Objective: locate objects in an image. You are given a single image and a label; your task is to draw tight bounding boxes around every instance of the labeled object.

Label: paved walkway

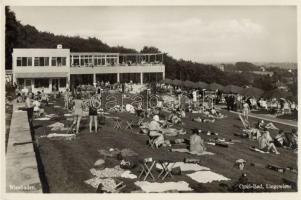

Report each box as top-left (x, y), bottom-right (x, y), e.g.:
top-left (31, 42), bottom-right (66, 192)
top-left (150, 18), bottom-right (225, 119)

top-left (6, 102), bottom-right (42, 193)
top-left (226, 108), bottom-right (297, 127)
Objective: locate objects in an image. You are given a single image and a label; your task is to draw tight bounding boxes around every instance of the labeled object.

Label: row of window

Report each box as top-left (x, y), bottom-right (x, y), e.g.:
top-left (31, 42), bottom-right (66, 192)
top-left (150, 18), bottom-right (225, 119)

top-left (72, 57), bottom-right (118, 66)
top-left (16, 57), bottom-right (67, 67)
top-left (17, 78), bottom-right (67, 88)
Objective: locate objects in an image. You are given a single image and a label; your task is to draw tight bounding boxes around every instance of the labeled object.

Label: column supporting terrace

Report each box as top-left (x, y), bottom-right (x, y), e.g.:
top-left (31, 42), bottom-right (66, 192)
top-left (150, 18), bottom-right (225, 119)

top-left (140, 72), bottom-right (143, 85)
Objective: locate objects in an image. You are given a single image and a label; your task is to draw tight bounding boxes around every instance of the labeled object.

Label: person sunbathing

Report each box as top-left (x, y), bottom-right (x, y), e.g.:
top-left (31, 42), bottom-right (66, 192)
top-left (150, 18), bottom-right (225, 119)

top-left (258, 131), bottom-right (280, 154)
top-left (257, 120), bottom-right (278, 130)
top-left (192, 117), bottom-right (215, 123)
top-left (190, 132), bottom-right (207, 154)
top-left (148, 115), bottom-right (165, 148)
top-left (242, 128), bottom-right (261, 140)
top-left (285, 129), bottom-right (298, 150)
top-left (167, 112), bottom-right (182, 125)
top-left (274, 130), bottom-right (288, 147)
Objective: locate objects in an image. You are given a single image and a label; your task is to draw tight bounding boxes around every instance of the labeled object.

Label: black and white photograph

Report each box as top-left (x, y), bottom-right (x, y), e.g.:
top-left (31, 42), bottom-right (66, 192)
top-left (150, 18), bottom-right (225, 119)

top-left (2, 0), bottom-right (299, 198)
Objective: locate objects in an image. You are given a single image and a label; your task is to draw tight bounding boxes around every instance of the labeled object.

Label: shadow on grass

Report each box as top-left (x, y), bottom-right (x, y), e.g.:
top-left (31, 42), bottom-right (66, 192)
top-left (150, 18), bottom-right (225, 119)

top-left (29, 122), bottom-right (49, 193)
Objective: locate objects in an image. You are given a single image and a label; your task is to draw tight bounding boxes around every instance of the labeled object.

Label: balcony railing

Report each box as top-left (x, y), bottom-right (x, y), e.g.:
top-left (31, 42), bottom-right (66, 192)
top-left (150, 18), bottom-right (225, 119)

top-left (70, 52), bottom-right (164, 68)
top-left (70, 61), bottom-right (163, 68)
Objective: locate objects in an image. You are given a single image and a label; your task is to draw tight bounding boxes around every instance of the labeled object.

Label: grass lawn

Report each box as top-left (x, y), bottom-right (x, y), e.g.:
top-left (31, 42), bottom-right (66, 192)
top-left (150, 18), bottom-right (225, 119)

top-left (32, 96), bottom-right (298, 193)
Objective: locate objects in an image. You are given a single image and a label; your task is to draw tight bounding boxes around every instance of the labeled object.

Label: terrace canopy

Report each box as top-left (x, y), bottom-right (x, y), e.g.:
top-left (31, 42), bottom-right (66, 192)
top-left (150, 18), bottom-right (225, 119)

top-left (241, 87), bottom-right (264, 98)
top-left (163, 78), bottom-right (173, 84)
top-left (197, 81), bottom-right (209, 90)
top-left (171, 79), bottom-right (183, 86)
top-left (262, 88), bottom-right (293, 99)
top-left (208, 82), bottom-right (224, 91)
top-left (223, 84), bottom-right (243, 94)
top-left (183, 80), bottom-right (195, 88)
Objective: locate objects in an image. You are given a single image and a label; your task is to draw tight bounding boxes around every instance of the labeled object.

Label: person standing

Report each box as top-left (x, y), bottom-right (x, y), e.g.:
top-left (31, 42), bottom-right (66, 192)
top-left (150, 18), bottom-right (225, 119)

top-left (242, 101), bottom-right (250, 121)
top-left (64, 88), bottom-right (70, 109)
top-left (25, 92), bottom-right (34, 125)
top-left (192, 90), bottom-right (197, 109)
top-left (72, 93), bottom-right (84, 135)
top-left (88, 93), bottom-right (98, 133)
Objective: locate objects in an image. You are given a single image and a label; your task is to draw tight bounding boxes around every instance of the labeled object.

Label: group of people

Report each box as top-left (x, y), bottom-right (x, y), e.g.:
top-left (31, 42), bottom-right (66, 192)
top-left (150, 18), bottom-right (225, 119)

top-left (241, 118), bottom-right (298, 154)
top-left (64, 89), bottom-right (101, 134)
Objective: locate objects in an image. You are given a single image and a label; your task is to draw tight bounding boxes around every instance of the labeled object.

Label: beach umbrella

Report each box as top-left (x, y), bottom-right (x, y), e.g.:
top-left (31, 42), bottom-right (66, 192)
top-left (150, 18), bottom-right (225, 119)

top-left (241, 87), bottom-right (264, 98)
top-left (208, 82), bottom-right (224, 91)
top-left (183, 80), bottom-right (194, 88)
top-left (163, 78), bottom-right (172, 84)
top-left (262, 88), bottom-right (293, 99)
top-left (197, 81), bottom-right (209, 90)
top-left (223, 84), bottom-right (243, 94)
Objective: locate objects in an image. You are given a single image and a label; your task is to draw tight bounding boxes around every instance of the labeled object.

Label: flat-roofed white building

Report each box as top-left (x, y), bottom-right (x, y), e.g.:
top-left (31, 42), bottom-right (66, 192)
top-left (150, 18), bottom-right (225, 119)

top-left (12, 45), bottom-right (165, 93)
top-left (12, 46), bottom-right (70, 93)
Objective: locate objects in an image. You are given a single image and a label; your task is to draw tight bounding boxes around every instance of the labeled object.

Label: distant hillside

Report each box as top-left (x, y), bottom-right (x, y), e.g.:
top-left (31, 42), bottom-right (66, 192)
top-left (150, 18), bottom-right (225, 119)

top-left (5, 6), bottom-right (297, 93)
top-left (253, 62), bottom-right (297, 70)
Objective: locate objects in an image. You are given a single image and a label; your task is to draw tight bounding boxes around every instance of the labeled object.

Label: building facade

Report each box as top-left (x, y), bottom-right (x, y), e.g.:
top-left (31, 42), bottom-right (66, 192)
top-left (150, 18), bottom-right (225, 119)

top-left (12, 45), bottom-right (165, 93)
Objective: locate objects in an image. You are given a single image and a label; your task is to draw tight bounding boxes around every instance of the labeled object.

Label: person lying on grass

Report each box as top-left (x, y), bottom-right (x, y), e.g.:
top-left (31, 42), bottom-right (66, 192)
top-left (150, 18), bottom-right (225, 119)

top-left (192, 117), bottom-right (215, 123)
top-left (242, 128), bottom-right (261, 140)
top-left (258, 130), bottom-right (280, 154)
top-left (209, 107), bottom-right (225, 119)
top-left (257, 120), bottom-right (278, 130)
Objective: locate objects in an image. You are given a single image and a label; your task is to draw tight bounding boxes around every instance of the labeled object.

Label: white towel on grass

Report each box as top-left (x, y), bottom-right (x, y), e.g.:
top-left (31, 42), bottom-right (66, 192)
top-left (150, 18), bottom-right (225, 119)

top-left (156, 162), bottom-right (210, 172)
top-left (90, 166), bottom-right (137, 179)
top-left (84, 177), bottom-right (117, 189)
top-left (187, 171), bottom-right (230, 183)
top-left (35, 117), bottom-right (50, 121)
top-left (14, 110), bottom-right (25, 113)
top-left (134, 181), bottom-right (193, 193)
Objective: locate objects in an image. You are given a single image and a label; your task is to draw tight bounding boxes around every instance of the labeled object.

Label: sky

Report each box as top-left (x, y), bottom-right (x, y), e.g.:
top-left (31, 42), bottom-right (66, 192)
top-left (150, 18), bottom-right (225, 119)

top-left (10, 6), bottom-right (297, 63)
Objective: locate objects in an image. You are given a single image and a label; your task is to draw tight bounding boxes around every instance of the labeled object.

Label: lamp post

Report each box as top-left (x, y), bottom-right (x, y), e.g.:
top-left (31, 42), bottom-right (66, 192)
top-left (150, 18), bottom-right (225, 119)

top-left (202, 89), bottom-right (206, 112)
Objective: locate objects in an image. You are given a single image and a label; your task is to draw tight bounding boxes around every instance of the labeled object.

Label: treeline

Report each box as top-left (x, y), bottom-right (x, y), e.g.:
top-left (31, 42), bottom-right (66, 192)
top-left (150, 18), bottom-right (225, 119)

top-left (5, 7), bottom-right (297, 94)
top-left (224, 62), bottom-right (261, 72)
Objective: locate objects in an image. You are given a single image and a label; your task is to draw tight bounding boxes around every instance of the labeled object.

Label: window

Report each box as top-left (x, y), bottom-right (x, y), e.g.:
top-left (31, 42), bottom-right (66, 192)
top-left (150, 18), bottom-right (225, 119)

top-left (17, 78), bottom-right (24, 86)
top-left (73, 56), bottom-right (79, 66)
top-left (34, 79), bottom-right (49, 88)
top-left (51, 57), bottom-right (57, 66)
top-left (17, 57), bottom-right (22, 66)
top-left (143, 73), bottom-right (163, 83)
top-left (51, 57), bottom-right (66, 66)
top-left (120, 73), bottom-right (141, 83)
top-left (16, 57), bottom-right (32, 67)
top-left (34, 57), bottom-right (49, 66)
top-left (59, 78), bottom-right (66, 87)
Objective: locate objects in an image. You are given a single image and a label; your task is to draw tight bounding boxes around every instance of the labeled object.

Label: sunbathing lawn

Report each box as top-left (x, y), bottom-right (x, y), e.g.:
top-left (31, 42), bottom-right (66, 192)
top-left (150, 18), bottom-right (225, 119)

top-left (32, 96), bottom-right (297, 193)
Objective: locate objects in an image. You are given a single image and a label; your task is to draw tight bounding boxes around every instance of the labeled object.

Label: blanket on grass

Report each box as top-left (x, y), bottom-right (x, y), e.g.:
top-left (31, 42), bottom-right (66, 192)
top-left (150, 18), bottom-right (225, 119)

top-left (171, 148), bottom-right (214, 156)
top-left (134, 181), bottom-right (193, 193)
top-left (156, 162), bottom-right (210, 171)
top-left (186, 171), bottom-right (230, 183)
